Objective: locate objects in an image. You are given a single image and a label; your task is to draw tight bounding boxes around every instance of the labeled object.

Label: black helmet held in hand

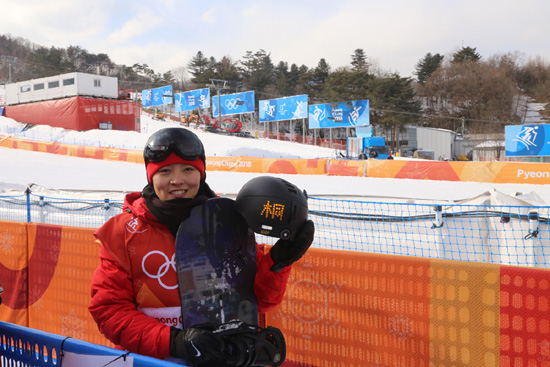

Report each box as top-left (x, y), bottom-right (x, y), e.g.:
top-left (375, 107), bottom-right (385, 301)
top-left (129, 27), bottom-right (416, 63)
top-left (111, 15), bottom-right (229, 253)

top-left (235, 176), bottom-right (308, 240)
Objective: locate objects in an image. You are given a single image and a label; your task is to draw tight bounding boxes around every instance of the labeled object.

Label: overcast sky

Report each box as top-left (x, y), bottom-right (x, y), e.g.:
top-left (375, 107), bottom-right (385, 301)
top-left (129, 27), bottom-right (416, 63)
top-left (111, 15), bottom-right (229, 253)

top-left (1, 0), bottom-right (549, 79)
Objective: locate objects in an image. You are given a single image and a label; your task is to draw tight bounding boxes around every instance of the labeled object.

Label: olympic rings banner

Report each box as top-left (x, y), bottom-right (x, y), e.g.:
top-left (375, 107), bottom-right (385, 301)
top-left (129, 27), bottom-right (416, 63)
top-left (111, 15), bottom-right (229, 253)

top-left (174, 88), bottom-right (210, 112)
top-left (141, 85), bottom-right (173, 107)
top-left (309, 100), bottom-right (370, 128)
top-left (212, 91), bottom-right (255, 117)
top-left (259, 95), bottom-right (308, 122)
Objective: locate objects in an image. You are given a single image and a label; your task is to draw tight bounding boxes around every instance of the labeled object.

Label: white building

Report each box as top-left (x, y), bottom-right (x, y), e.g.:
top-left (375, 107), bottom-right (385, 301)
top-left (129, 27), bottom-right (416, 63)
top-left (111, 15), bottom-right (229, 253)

top-left (5, 72), bottom-right (118, 105)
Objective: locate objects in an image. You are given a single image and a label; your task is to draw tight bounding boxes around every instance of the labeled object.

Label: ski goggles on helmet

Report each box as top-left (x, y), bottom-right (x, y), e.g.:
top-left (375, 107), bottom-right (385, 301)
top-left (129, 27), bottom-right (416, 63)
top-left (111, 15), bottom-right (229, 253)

top-left (144, 128), bottom-right (205, 165)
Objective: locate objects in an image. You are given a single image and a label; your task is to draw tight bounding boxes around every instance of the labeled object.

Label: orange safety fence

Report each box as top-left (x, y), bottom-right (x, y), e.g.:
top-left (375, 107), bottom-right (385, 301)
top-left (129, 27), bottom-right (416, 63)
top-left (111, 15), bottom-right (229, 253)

top-left (0, 134), bottom-right (143, 163)
top-left (367, 159), bottom-right (550, 185)
top-left (206, 156), bottom-right (328, 175)
top-left (0, 221), bottom-right (113, 348)
top-left (266, 247), bottom-right (550, 367)
top-left (327, 158), bottom-right (367, 176)
top-left (3, 133), bottom-right (550, 183)
top-left (2, 220), bottom-right (550, 366)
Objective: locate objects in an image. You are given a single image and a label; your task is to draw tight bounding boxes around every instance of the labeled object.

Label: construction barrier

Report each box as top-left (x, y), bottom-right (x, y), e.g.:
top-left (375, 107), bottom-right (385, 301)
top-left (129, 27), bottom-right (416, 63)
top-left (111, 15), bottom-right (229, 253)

top-left (1, 220), bottom-right (550, 366)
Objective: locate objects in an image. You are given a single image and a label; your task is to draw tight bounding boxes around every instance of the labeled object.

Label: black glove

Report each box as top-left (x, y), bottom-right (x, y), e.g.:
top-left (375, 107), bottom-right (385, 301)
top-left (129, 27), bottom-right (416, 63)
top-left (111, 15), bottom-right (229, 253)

top-left (170, 324), bottom-right (225, 367)
top-left (269, 220), bottom-right (315, 273)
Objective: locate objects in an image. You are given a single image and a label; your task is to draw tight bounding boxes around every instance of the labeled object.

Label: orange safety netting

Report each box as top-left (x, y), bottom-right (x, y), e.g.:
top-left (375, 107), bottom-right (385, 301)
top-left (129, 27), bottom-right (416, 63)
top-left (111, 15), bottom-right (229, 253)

top-left (1, 221), bottom-right (550, 366)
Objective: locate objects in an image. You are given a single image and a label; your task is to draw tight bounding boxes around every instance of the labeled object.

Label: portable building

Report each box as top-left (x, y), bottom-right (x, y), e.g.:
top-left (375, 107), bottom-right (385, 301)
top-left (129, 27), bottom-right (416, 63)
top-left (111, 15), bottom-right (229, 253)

top-left (5, 72), bottom-right (118, 105)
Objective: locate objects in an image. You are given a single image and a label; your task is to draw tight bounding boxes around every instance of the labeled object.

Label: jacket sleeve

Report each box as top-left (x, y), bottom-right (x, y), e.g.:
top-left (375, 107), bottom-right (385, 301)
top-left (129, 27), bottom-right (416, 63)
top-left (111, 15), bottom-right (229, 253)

top-left (254, 246), bottom-right (291, 313)
top-left (89, 242), bottom-right (172, 359)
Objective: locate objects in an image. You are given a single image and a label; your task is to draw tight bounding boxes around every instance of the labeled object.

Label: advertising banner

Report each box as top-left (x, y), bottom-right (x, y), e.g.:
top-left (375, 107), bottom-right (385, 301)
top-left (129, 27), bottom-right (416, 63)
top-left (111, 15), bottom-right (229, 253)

top-left (212, 91), bottom-right (255, 117)
top-left (141, 85), bottom-right (173, 107)
top-left (259, 95), bottom-right (308, 122)
top-left (505, 124), bottom-right (550, 157)
top-left (309, 100), bottom-right (369, 128)
top-left (174, 88), bottom-right (210, 112)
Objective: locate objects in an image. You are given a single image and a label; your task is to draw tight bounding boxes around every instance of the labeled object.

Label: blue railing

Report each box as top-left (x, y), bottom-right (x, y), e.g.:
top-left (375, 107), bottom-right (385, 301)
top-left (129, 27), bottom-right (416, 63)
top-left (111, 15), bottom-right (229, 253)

top-left (0, 321), bottom-right (180, 366)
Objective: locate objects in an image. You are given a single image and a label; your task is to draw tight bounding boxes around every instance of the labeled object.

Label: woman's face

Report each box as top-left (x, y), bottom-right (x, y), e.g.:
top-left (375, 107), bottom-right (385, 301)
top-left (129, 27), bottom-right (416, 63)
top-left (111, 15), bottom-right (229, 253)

top-left (152, 163), bottom-right (201, 201)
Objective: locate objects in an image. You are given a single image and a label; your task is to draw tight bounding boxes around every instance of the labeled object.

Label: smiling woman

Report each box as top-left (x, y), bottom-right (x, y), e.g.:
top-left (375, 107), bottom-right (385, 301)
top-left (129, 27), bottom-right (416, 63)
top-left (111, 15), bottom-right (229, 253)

top-left (87, 126), bottom-right (307, 365)
top-left (151, 162), bottom-right (202, 200)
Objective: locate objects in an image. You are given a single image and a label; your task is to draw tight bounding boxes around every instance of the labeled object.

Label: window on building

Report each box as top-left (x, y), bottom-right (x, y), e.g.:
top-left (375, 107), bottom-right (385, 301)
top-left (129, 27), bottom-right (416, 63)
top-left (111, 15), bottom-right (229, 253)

top-left (63, 78), bottom-right (75, 86)
top-left (20, 85), bottom-right (31, 93)
top-left (48, 81), bottom-right (60, 88)
top-left (34, 83), bottom-right (45, 90)
top-left (94, 79), bottom-right (101, 87)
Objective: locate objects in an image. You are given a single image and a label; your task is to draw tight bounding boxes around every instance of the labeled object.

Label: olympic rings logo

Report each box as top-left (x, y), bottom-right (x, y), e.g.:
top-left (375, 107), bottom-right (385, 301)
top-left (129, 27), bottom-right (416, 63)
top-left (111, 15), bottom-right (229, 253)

top-left (225, 98), bottom-right (240, 110)
top-left (141, 251), bottom-right (178, 290)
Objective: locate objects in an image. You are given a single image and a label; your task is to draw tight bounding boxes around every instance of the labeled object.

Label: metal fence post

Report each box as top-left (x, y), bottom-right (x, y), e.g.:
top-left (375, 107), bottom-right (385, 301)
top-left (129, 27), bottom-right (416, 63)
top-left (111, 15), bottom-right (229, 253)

top-left (103, 198), bottom-right (111, 223)
top-left (527, 210), bottom-right (540, 267)
top-left (39, 196), bottom-right (45, 223)
top-left (433, 205), bottom-right (445, 259)
top-left (25, 187), bottom-right (31, 223)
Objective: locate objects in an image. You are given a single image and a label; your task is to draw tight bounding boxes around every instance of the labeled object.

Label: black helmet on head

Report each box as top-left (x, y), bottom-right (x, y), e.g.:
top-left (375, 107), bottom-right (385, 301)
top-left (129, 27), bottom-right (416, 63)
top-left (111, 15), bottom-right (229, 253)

top-left (235, 176), bottom-right (308, 240)
top-left (144, 127), bottom-right (206, 182)
top-left (144, 127), bottom-right (205, 165)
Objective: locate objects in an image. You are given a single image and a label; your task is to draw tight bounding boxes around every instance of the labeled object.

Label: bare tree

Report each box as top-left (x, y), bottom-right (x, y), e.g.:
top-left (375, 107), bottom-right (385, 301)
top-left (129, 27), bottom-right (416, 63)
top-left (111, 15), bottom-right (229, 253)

top-left (417, 59), bottom-right (519, 133)
top-left (171, 66), bottom-right (188, 91)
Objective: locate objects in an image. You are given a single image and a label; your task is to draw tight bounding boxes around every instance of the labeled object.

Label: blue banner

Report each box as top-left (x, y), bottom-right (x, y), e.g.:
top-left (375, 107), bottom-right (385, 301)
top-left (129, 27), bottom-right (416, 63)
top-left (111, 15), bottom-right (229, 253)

top-left (141, 85), bottom-right (173, 107)
top-left (175, 88), bottom-right (210, 112)
top-left (212, 91), bottom-right (255, 117)
top-left (505, 124), bottom-right (550, 157)
top-left (259, 95), bottom-right (308, 122)
top-left (308, 100), bottom-right (369, 128)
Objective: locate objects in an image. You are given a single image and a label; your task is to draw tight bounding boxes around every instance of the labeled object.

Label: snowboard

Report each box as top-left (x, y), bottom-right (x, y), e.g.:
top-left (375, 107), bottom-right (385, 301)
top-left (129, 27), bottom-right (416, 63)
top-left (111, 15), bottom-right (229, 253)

top-left (175, 197), bottom-right (258, 328)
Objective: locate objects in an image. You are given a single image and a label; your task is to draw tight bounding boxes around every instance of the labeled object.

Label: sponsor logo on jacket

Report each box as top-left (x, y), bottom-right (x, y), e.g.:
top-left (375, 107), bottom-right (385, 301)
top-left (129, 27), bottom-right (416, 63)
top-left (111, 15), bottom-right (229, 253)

top-left (126, 217), bottom-right (148, 234)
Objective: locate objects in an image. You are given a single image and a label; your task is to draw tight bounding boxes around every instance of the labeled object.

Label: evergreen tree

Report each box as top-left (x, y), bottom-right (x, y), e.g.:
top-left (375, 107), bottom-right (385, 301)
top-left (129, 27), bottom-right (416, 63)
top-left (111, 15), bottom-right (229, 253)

top-left (187, 51), bottom-right (210, 80)
top-left (350, 49), bottom-right (369, 72)
top-left (215, 56), bottom-right (240, 84)
top-left (162, 70), bottom-right (175, 84)
top-left (273, 61), bottom-right (293, 96)
top-left (298, 58), bottom-right (331, 102)
top-left (452, 46), bottom-right (481, 63)
top-left (239, 49), bottom-right (274, 92)
top-left (368, 74), bottom-right (421, 148)
top-left (322, 69), bottom-right (372, 102)
top-left (415, 53), bottom-right (444, 84)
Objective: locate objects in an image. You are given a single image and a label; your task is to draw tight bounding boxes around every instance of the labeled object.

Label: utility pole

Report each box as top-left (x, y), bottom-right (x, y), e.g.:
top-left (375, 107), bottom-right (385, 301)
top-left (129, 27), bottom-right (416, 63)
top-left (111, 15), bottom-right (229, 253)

top-left (1, 56), bottom-right (17, 83)
top-left (208, 79), bottom-right (229, 124)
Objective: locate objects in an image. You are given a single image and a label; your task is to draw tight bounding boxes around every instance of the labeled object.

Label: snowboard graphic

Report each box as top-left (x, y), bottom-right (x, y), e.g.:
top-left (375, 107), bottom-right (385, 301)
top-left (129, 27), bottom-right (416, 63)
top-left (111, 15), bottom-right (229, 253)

top-left (175, 197), bottom-right (258, 328)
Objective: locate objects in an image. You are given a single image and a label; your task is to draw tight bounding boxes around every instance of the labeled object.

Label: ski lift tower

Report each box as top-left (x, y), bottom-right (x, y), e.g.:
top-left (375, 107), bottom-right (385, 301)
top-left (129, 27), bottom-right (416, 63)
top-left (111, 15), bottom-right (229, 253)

top-left (208, 79), bottom-right (229, 123)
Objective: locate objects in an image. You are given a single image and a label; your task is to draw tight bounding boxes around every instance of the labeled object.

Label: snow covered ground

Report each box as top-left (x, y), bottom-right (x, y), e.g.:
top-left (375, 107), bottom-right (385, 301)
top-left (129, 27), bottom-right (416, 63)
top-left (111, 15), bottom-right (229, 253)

top-left (2, 113), bottom-right (550, 204)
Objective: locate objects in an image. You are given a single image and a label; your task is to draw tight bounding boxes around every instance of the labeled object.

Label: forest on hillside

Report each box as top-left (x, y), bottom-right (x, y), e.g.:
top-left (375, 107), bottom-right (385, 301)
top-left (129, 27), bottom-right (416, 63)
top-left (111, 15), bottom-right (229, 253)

top-left (1, 34), bottom-right (549, 138)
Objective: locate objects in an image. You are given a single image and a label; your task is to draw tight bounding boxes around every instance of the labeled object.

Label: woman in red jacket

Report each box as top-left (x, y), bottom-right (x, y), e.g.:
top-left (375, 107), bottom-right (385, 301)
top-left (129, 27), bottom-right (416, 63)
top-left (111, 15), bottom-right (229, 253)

top-left (89, 127), bottom-right (314, 366)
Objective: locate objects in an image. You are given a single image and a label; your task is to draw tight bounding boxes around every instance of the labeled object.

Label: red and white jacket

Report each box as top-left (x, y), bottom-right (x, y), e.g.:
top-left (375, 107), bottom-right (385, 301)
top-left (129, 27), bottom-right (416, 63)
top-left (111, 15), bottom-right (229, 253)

top-left (89, 192), bottom-right (290, 360)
